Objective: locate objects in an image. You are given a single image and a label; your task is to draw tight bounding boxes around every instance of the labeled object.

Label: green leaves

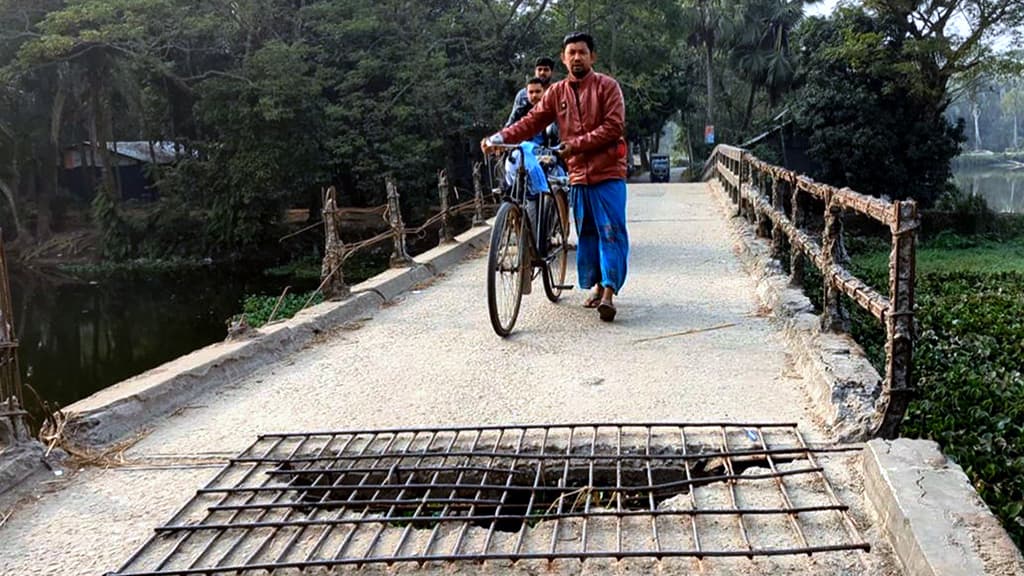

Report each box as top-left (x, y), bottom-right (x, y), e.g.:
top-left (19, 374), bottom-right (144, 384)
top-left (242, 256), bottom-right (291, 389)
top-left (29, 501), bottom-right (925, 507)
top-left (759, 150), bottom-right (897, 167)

top-left (850, 238), bottom-right (1024, 546)
top-left (791, 8), bottom-right (965, 205)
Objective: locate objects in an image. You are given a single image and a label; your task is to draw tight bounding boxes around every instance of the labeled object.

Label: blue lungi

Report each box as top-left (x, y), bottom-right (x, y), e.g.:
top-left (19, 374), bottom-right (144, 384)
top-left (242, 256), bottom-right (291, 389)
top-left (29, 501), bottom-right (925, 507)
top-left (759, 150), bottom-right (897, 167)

top-left (571, 179), bottom-right (629, 294)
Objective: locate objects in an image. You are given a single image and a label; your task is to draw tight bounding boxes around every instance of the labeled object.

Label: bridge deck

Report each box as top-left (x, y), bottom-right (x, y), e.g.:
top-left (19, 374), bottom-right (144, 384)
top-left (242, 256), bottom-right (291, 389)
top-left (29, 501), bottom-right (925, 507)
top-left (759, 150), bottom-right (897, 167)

top-left (0, 183), bottom-right (900, 575)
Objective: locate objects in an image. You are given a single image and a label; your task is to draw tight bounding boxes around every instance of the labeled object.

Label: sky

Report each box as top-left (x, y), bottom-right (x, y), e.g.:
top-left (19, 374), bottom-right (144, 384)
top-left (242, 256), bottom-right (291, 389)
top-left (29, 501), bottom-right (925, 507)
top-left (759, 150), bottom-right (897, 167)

top-left (804, 0), bottom-right (840, 18)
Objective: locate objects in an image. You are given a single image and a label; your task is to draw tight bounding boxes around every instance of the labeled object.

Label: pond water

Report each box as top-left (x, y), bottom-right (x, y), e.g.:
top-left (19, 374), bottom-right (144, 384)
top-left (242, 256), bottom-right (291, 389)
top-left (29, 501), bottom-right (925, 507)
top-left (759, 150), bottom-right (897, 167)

top-left (953, 166), bottom-right (1024, 213)
top-left (10, 263), bottom-right (319, 427)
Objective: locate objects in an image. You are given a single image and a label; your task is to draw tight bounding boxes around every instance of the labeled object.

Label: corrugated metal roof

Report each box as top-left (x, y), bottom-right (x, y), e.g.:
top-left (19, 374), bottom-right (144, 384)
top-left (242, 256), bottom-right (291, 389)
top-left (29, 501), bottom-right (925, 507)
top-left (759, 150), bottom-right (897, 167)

top-left (106, 141), bottom-right (179, 164)
top-left (73, 141), bottom-right (180, 164)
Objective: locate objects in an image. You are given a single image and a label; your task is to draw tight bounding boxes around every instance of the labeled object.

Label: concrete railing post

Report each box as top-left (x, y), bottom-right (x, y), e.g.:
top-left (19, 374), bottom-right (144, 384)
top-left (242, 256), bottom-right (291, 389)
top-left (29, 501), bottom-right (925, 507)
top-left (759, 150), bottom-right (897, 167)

top-left (742, 155), bottom-right (755, 224)
top-left (320, 186), bottom-right (350, 299)
top-left (770, 175), bottom-right (786, 259)
top-left (820, 196), bottom-right (850, 333)
top-left (437, 170), bottom-right (455, 245)
top-left (0, 233), bottom-right (26, 444)
top-left (876, 200), bottom-right (919, 439)
top-left (386, 176), bottom-right (414, 267)
top-left (788, 179), bottom-right (805, 287)
top-left (472, 162), bottom-right (486, 227)
top-left (756, 169), bottom-right (773, 239)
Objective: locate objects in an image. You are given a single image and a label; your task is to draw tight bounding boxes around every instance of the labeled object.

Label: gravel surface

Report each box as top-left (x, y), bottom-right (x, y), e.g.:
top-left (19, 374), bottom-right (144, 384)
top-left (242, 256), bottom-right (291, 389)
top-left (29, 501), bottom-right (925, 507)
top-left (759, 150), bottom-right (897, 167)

top-left (0, 183), bottom-right (898, 575)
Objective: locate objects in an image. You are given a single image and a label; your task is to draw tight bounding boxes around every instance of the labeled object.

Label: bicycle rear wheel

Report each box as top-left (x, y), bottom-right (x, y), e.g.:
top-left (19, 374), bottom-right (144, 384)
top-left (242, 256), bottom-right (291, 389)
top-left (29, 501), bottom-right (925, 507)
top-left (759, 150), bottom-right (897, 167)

top-left (542, 191), bottom-right (570, 303)
top-left (487, 202), bottom-right (525, 337)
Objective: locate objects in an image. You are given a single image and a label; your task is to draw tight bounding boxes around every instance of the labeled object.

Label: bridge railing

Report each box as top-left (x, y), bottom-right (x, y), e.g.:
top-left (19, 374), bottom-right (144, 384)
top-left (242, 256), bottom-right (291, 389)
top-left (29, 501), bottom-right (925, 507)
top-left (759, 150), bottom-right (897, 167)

top-left (0, 233), bottom-right (28, 445)
top-left (295, 164), bottom-right (500, 314)
top-left (704, 145), bottom-right (918, 439)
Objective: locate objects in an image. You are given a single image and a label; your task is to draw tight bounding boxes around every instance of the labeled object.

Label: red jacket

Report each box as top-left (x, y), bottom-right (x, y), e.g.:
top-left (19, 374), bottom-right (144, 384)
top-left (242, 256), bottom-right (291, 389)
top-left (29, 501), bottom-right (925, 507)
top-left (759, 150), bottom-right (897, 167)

top-left (500, 71), bottom-right (627, 186)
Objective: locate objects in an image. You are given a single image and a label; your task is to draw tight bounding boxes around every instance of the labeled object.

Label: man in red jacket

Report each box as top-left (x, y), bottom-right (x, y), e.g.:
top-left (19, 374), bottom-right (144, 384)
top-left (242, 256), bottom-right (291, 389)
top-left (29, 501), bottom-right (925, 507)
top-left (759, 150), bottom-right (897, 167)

top-left (482, 32), bottom-right (630, 322)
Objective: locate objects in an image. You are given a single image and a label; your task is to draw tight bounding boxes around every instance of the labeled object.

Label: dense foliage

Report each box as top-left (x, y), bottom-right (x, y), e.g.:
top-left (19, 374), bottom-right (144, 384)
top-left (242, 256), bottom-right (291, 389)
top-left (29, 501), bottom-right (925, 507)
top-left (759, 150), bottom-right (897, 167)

top-left (5, 1), bottom-right (1018, 257)
top-left (239, 291), bottom-right (323, 328)
top-left (0, 0), bottom-right (707, 258)
top-left (838, 235), bottom-right (1024, 546)
top-left (790, 9), bottom-right (966, 205)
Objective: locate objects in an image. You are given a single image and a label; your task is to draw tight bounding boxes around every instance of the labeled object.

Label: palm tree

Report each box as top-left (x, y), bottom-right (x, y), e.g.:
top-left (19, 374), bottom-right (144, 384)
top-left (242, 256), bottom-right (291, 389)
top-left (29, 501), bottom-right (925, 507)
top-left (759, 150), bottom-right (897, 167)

top-left (728, 0), bottom-right (806, 130)
top-left (682, 0), bottom-right (727, 128)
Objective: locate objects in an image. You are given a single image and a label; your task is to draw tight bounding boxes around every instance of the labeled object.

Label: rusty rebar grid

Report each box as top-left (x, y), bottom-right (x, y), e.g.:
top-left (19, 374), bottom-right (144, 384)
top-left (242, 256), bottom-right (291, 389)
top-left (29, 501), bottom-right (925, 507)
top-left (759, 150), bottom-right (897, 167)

top-left (110, 423), bottom-right (869, 575)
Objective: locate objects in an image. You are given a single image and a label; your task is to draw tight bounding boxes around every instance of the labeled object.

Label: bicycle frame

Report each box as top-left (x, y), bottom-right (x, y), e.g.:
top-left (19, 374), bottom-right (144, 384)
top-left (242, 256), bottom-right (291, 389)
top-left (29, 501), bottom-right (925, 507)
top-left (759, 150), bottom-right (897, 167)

top-left (492, 144), bottom-right (564, 273)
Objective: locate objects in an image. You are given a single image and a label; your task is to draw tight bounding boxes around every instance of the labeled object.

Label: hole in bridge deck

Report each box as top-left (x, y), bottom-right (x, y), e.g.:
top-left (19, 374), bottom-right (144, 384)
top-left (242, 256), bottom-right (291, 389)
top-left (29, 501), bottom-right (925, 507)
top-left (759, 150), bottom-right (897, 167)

top-left (272, 447), bottom-right (801, 533)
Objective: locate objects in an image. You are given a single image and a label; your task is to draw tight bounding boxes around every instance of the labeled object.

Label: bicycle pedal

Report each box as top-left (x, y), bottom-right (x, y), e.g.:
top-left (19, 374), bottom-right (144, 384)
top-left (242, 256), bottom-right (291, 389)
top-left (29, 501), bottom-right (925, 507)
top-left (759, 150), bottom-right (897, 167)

top-left (553, 284), bottom-right (575, 290)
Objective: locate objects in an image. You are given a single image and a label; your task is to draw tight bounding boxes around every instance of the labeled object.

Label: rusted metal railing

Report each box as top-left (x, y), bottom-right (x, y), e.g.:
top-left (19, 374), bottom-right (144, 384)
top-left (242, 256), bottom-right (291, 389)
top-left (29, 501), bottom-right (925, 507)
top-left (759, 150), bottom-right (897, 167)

top-left (437, 170), bottom-right (455, 244)
top-left (385, 176), bottom-right (414, 267)
top-left (0, 232), bottom-right (27, 445)
top-left (705, 145), bottom-right (918, 439)
top-left (318, 186), bottom-right (351, 300)
top-left (305, 174), bottom-right (500, 308)
top-left (472, 162), bottom-right (486, 227)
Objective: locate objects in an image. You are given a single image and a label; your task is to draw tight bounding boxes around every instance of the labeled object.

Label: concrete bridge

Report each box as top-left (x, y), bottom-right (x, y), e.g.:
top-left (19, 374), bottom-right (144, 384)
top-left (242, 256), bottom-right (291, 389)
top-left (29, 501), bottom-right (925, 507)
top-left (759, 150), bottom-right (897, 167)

top-left (0, 175), bottom-right (1021, 575)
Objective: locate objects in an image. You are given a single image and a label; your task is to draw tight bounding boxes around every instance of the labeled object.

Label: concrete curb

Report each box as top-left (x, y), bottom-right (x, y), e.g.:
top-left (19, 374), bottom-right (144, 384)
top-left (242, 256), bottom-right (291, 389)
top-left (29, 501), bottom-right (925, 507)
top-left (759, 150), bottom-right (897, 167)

top-left (0, 441), bottom-right (46, 496)
top-left (352, 265), bottom-right (434, 302)
top-left (61, 226), bottom-right (493, 448)
top-left (414, 225), bottom-right (491, 273)
top-left (863, 438), bottom-right (1024, 576)
top-left (707, 181), bottom-right (882, 441)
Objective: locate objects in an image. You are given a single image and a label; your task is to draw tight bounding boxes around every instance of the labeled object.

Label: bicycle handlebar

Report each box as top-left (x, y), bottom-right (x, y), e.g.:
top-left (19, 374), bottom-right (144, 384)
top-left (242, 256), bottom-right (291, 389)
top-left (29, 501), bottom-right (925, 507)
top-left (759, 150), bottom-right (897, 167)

top-left (484, 142), bottom-right (563, 156)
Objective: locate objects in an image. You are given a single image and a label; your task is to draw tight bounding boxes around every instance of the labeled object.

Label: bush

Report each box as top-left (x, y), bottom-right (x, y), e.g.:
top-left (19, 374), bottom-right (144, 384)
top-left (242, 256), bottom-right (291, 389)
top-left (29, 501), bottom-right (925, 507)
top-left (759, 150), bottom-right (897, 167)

top-left (238, 291), bottom-right (324, 328)
top-left (905, 272), bottom-right (1024, 544)
top-left (841, 242), bottom-right (1024, 546)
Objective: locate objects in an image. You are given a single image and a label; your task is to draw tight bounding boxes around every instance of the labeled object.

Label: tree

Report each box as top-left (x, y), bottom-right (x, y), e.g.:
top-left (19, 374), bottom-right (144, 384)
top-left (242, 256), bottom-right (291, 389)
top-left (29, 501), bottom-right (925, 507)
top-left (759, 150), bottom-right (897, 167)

top-left (682, 0), bottom-right (727, 128)
top-left (966, 85), bottom-right (991, 150)
top-left (863, 0), bottom-right (1024, 114)
top-left (0, 0), bottom-right (698, 259)
top-left (1002, 80), bottom-right (1024, 150)
top-left (790, 8), bottom-right (965, 204)
top-left (727, 0), bottom-right (805, 130)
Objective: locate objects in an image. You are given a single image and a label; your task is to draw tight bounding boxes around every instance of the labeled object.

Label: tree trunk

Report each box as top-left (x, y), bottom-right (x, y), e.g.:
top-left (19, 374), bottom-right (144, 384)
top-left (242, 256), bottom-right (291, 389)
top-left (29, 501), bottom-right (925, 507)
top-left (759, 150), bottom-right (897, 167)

top-left (38, 74), bottom-right (68, 240)
top-left (685, 122), bottom-right (695, 165)
top-left (743, 85), bottom-right (756, 132)
top-left (705, 42), bottom-right (714, 126)
top-left (103, 94), bottom-right (123, 201)
top-left (1014, 112), bottom-right (1019, 150)
top-left (35, 152), bottom-right (56, 241)
top-left (0, 175), bottom-right (26, 242)
top-left (971, 103), bottom-right (981, 150)
top-left (609, 22), bottom-right (617, 76)
top-left (90, 72), bottom-right (118, 201)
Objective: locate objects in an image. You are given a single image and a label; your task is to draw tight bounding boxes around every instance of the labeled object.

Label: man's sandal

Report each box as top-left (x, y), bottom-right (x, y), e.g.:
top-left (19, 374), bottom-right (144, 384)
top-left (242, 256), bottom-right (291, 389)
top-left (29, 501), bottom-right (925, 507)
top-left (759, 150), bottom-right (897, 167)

top-left (598, 299), bottom-right (617, 322)
top-left (583, 295), bottom-right (601, 309)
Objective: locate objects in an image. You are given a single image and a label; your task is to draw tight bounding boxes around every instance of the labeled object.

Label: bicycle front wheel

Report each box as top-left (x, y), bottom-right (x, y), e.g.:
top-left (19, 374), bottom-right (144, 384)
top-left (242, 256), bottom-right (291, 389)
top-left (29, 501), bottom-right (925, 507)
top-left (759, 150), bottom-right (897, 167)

top-left (542, 191), bottom-right (570, 303)
top-left (487, 202), bottom-right (525, 337)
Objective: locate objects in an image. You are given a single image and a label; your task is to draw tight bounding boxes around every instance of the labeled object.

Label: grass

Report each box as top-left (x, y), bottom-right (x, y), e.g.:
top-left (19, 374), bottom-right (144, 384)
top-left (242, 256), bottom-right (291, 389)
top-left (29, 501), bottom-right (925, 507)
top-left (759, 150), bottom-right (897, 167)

top-left (853, 235), bottom-right (1024, 275)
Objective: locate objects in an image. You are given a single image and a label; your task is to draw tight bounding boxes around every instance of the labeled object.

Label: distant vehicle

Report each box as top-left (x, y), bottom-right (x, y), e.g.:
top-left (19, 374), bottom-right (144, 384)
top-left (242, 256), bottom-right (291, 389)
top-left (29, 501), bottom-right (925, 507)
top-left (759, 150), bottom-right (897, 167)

top-left (650, 153), bottom-right (670, 183)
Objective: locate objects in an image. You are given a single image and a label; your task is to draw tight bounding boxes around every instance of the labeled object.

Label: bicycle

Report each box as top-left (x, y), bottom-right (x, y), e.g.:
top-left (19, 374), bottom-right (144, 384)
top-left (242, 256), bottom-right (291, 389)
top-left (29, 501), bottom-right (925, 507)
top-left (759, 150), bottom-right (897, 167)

top-left (484, 143), bottom-right (572, 337)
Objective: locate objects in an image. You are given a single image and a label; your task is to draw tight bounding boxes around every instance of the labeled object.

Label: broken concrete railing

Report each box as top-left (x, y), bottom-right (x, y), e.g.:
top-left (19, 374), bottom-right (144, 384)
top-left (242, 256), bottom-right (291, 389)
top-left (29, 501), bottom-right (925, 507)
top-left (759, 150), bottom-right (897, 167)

top-left (705, 144), bottom-right (918, 439)
top-left (315, 169), bottom-right (498, 299)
